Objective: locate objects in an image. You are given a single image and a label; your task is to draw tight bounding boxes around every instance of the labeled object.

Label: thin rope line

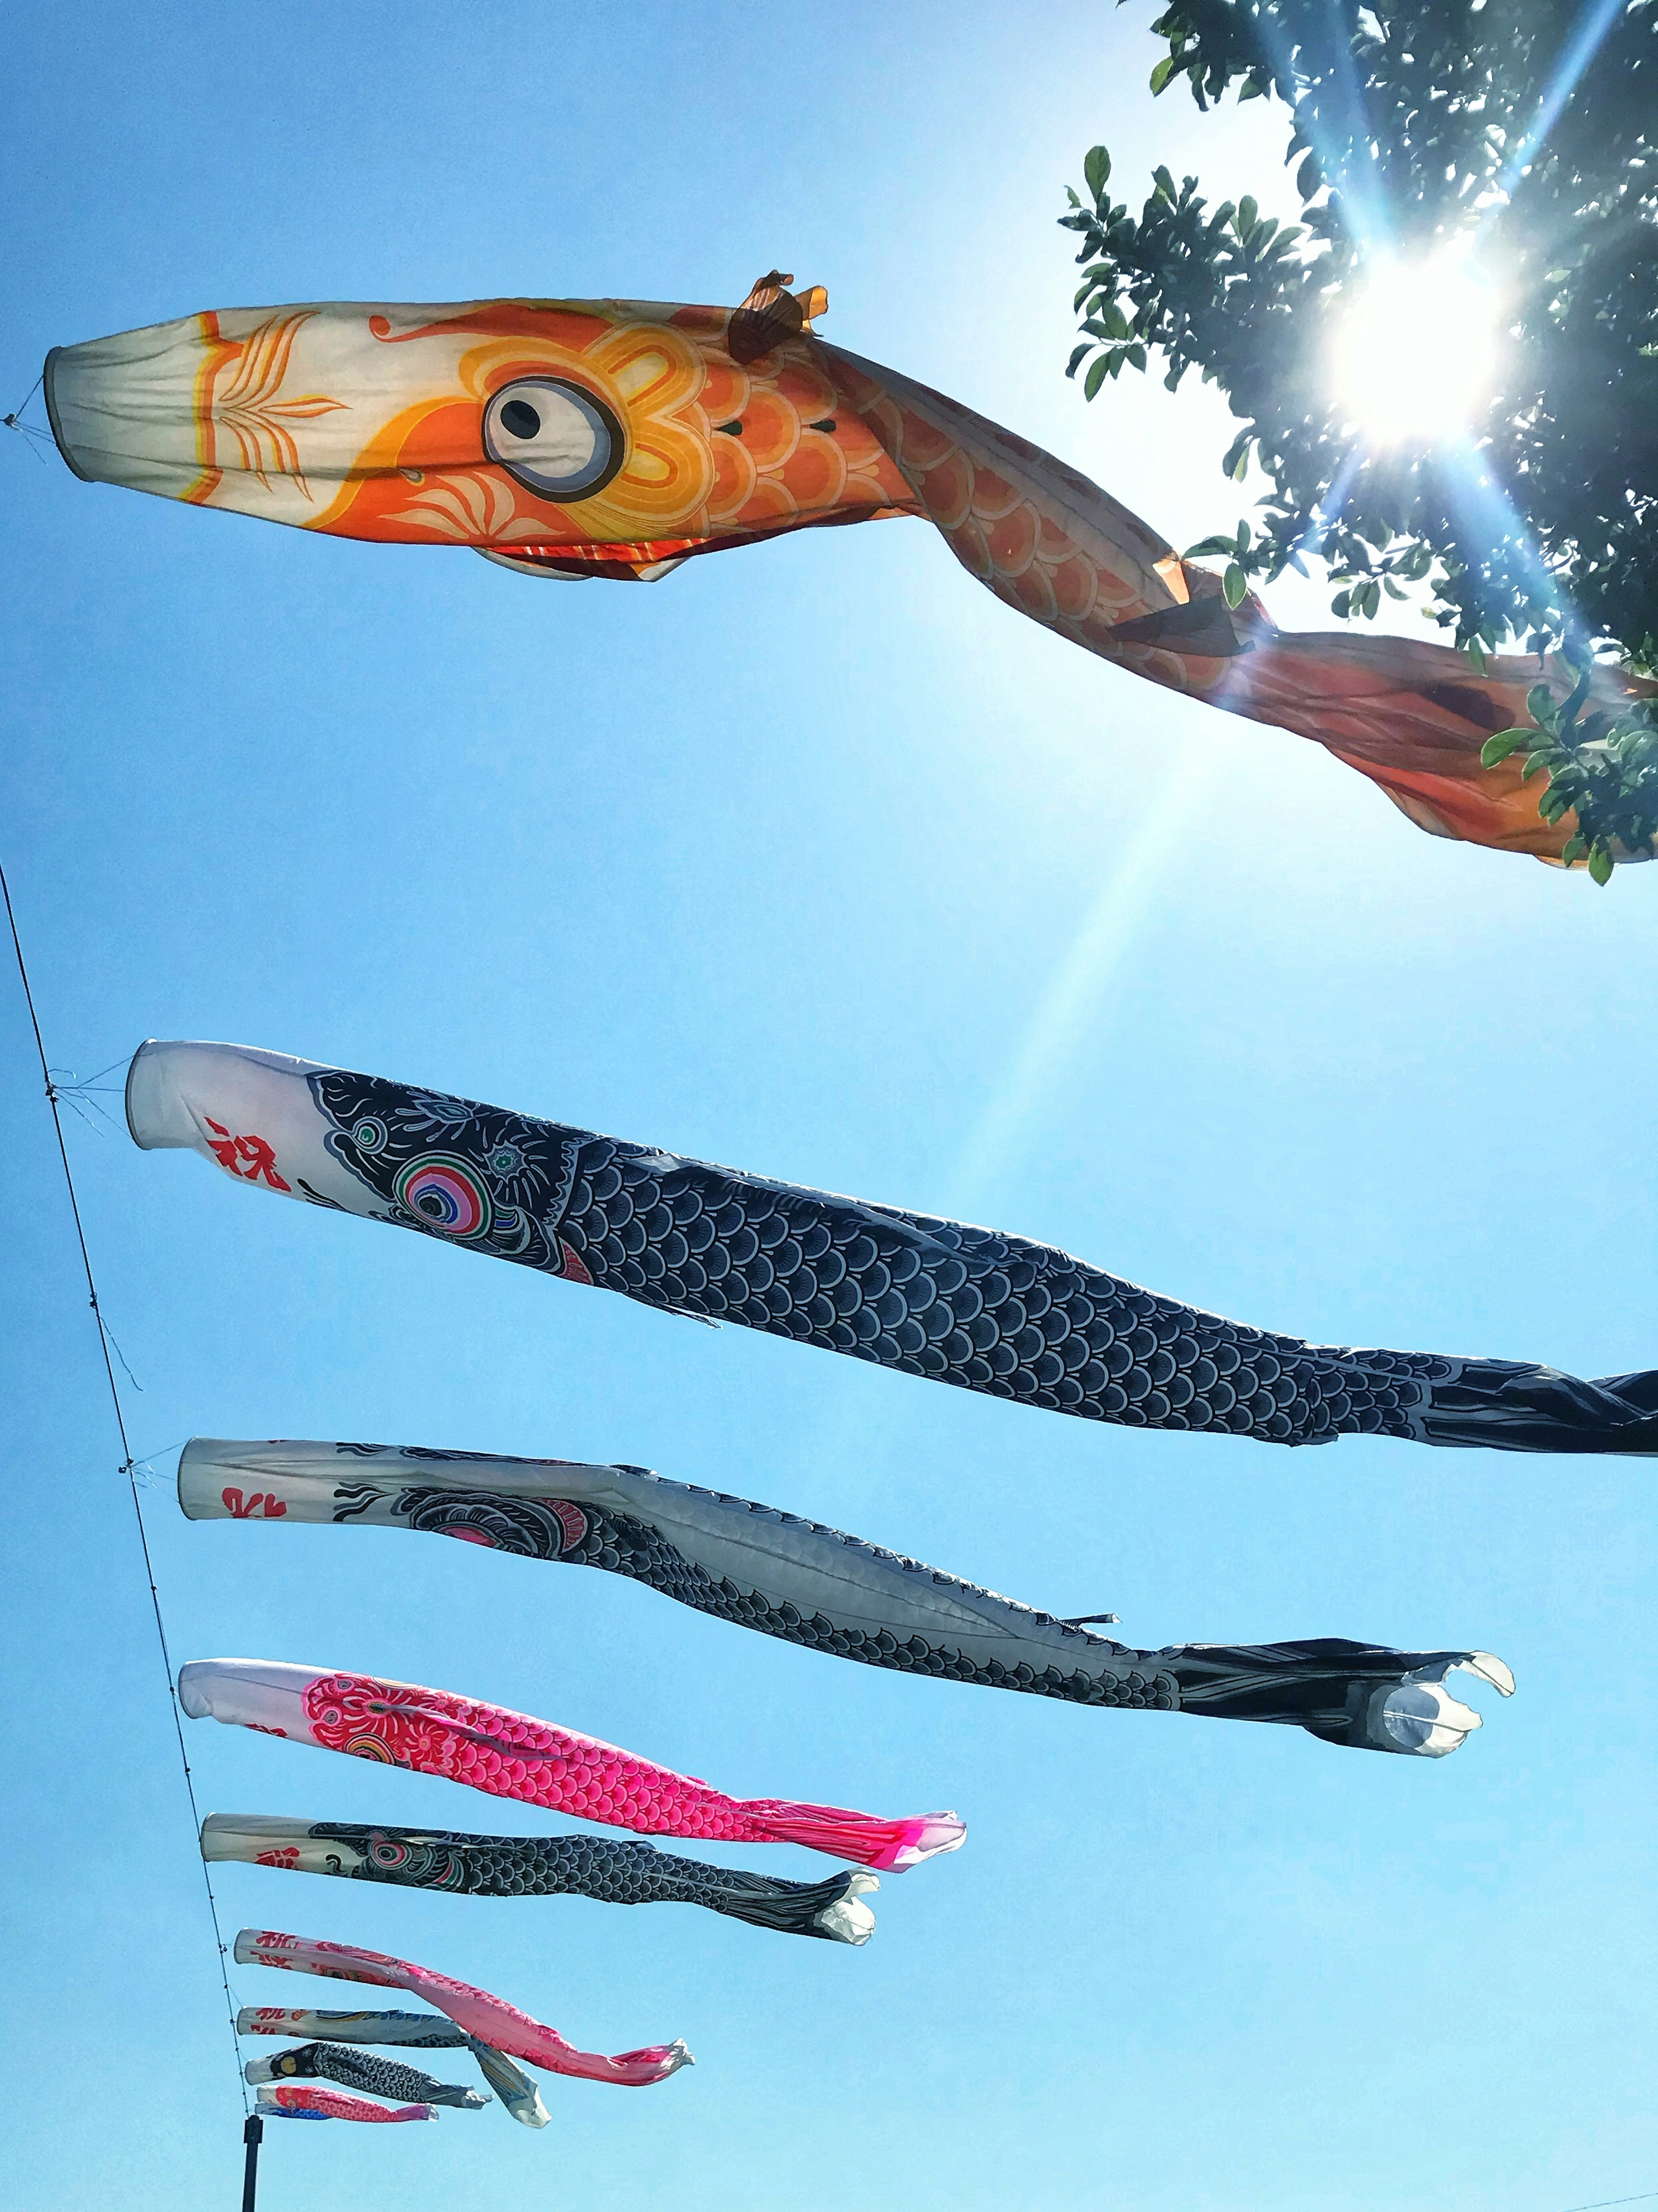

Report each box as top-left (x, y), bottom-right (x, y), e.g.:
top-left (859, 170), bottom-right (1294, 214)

top-left (1558, 2194), bottom-right (1658, 2211)
top-left (0, 858), bottom-right (249, 2116)
top-left (58, 1054), bottom-right (133, 1086)
top-left (4, 368), bottom-right (44, 425)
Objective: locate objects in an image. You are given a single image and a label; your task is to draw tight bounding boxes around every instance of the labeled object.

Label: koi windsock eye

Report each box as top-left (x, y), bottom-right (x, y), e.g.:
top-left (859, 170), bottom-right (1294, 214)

top-left (482, 377), bottom-right (625, 501)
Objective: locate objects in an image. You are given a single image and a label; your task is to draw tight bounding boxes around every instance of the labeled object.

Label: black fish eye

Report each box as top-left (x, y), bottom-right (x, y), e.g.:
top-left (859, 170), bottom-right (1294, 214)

top-left (483, 376), bottom-right (626, 502)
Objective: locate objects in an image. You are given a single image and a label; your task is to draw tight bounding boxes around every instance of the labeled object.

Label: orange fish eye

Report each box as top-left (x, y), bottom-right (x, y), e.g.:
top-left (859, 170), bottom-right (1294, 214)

top-left (483, 376), bottom-right (626, 501)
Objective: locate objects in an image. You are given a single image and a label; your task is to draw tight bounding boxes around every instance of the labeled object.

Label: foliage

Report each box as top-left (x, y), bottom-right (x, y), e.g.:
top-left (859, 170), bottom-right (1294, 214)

top-left (1059, 1), bottom-right (1658, 669)
top-left (1480, 683), bottom-right (1658, 882)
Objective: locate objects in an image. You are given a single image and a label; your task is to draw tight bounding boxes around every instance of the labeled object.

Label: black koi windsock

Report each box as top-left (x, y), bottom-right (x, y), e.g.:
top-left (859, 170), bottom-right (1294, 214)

top-left (128, 1039), bottom-right (1658, 1457)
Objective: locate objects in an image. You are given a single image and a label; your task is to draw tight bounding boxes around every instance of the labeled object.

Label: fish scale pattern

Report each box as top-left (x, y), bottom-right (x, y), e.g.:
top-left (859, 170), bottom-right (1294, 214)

top-left (571, 1505), bottom-right (1177, 1704)
top-left (390, 1487), bottom-right (1174, 1707)
top-left (312, 1070), bottom-right (1453, 1449)
top-left (288, 1667), bottom-right (962, 1870)
top-left (302, 1820), bottom-right (874, 1939)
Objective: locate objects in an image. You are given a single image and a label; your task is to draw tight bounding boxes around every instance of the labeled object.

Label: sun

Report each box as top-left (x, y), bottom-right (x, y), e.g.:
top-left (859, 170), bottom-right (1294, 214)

top-left (1330, 254), bottom-right (1500, 445)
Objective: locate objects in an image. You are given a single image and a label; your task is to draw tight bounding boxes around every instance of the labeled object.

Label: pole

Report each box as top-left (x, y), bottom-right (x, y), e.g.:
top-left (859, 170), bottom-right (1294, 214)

top-left (240, 2113), bottom-right (263, 2212)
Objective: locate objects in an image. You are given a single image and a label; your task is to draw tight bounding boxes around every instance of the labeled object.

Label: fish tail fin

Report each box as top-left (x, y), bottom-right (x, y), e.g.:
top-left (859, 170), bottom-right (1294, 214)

top-left (705, 1867), bottom-right (879, 1943)
top-left (744, 1800), bottom-right (965, 1872)
top-left (1419, 1357), bottom-right (1658, 1453)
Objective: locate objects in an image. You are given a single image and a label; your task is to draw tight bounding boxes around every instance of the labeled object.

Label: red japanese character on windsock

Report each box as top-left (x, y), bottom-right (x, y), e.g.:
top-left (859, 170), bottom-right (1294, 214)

top-left (221, 1489), bottom-right (288, 1520)
top-left (202, 1118), bottom-right (292, 1192)
top-left (204, 1117), bottom-right (241, 1173)
top-left (233, 1133), bottom-right (291, 1192)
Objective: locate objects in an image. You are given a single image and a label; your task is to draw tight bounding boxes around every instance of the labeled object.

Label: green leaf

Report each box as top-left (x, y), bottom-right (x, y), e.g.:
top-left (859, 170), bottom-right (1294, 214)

top-left (1332, 589), bottom-right (1353, 618)
top-left (1526, 683), bottom-right (1560, 733)
top-left (1153, 165), bottom-right (1177, 203)
top-left (1102, 300), bottom-right (1131, 340)
top-left (1125, 342), bottom-right (1148, 371)
top-left (1149, 55), bottom-right (1176, 94)
top-left (1084, 146), bottom-right (1111, 201)
top-left (1224, 563), bottom-right (1248, 609)
top-left (1236, 194), bottom-right (1259, 236)
top-left (1465, 639), bottom-right (1488, 674)
top-left (1239, 72), bottom-right (1265, 99)
top-left (1185, 535), bottom-right (1239, 558)
top-left (1237, 519), bottom-right (1252, 551)
top-left (1589, 843), bottom-right (1615, 885)
top-left (1066, 342), bottom-right (1092, 379)
top-left (1383, 575), bottom-right (1406, 598)
top-left (1296, 153), bottom-right (1320, 200)
top-left (1066, 187), bottom-right (1082, 209)
top-left (1230, 440), bottom-right (1250, 482)
top-left (1560, 660), bottom-right (1594, 729)
top-left (1083, 352), bottom-right (1109, 401)
top-left (1480, 729), bottom-right (1526, 767)
top-left (1560, 832), bottom-right (1586, 866)
top-left (1521, 749), bottom-right (1553, 781)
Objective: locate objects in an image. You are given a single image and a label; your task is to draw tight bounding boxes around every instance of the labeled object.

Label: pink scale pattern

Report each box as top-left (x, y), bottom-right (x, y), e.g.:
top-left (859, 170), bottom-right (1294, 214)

top-left (262, 2083), bottom-right (435, 2123)
top-left (297, 1669), bottom-right (964, 1871)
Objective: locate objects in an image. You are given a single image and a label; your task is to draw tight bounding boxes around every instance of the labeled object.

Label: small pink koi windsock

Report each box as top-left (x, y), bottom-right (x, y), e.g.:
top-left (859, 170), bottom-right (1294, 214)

top-left (233, 1929), bottom-right (690, 2087)
top-left (184, 1660), bottom-right (965, 1873)
top-left (256, 2084), bottom-right (437, 2123)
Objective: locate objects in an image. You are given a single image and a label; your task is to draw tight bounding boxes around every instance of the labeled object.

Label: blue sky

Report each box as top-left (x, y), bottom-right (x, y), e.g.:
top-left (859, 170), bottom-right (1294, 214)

top-left (3, 5), bottom-right (1655, 2208)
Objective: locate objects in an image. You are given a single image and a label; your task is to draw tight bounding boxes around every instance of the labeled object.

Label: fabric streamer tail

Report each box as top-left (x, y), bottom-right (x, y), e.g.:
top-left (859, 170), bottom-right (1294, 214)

top-left (1408, 1358), bottom-right (1658, 1454)
top-left (726, 1800), bottom-right (965, 1872)
top-left (465, 2041), bottom-right (550, 2127)
top-left (648, 1861), bottom-right (877, 1939)
top-left (1170, 1640), bottom-right (1515, 1757)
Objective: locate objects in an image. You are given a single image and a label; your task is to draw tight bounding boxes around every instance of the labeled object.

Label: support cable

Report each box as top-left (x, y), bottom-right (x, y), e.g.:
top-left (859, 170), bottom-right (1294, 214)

top-left (1, 859), bottom-right (249, 2115)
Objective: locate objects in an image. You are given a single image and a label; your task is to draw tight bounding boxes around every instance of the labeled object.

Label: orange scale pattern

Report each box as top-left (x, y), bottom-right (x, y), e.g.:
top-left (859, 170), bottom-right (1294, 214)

top-left (917, 452), bottom-right (974, 532)
top-left (734, 387), bottom-right (801, 472)
top-left (833, 376), bottom-right (1164, 667)
top-left (678, 332), bottom-right (912, 542)
top-left (985, 503), bottom-right (1040, 577)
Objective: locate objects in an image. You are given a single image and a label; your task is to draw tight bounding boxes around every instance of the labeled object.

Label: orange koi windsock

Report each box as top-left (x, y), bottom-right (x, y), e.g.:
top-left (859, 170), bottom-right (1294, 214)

top-left (44, 277), bottom-right (1654, 863)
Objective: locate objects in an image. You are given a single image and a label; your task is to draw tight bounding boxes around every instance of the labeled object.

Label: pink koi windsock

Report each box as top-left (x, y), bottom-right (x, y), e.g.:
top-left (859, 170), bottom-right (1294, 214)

top-left (233, 1929), bottom-right (689, 2087)
top-left (256, 2083), bottom-right (437, 2123)
top-left (184, 1660), bottom-right (964, 1872)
